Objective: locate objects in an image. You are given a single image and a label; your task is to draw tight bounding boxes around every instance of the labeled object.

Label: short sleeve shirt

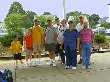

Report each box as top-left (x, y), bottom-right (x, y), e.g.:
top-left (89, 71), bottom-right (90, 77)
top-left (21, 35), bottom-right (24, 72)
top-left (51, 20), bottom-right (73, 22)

top-left (32, 25), bottom-right (44, 44)
top-left (63, 29), bottom-right (79, 49)
top-left (45, 26), bottom-right (57, 44)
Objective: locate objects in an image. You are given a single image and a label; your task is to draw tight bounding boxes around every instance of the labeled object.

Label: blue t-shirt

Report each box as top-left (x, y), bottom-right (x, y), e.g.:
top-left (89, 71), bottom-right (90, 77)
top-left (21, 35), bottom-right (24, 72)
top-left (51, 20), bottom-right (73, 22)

top-left (63, 29), bottom-right (79, 49)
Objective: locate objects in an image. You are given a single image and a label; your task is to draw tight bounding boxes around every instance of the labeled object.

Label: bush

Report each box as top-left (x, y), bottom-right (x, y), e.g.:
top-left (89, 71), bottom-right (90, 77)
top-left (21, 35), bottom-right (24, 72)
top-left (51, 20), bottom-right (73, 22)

top-left (0, 35), bottom-right (13, 47)
top-left (0, 31), bottom-right (23, 47)
top-left (94, 33), bottom-right (106, 44)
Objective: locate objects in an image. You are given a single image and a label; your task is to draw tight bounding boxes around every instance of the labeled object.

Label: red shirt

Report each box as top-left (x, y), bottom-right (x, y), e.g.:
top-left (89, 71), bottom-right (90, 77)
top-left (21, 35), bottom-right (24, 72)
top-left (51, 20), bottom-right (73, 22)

top-left (24, 34), bottom-right (32, 50)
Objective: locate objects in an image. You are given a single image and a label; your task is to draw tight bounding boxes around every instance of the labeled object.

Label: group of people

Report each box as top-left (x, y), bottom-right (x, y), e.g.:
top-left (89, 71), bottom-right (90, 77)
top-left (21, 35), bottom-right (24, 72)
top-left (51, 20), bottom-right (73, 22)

top-left (10, 15), bottom-right (93, 70)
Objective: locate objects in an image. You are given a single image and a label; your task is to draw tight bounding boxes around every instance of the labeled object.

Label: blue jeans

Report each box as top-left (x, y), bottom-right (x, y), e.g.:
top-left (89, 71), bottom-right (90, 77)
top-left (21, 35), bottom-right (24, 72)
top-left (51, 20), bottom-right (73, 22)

top-left (81, 42), bottom-right (91, 68)
top-left (64, 45), bottom-right (77, 67)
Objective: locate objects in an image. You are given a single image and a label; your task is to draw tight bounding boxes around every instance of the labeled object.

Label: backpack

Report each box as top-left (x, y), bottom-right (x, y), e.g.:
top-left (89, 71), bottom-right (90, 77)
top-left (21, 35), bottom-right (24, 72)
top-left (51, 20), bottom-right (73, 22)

top-left (2, 69), bottom-right (13, 82)
top-left (0, 70), bottom-right (7, 82)
top-left (0, 71), bottom-right (3, 82)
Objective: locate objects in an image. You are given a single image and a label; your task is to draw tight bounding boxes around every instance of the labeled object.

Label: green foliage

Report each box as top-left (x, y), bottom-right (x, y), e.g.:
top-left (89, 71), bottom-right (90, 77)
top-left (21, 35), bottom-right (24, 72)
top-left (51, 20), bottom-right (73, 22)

top-left (4, 2), bottom-right (35, 46)
top-left (26, 11), bottom-right (37, 25)
top-left (0, 31), bottom-right (23, 47)
top-left (5, 13), bottom-right (32, 31)
top-left (100, 22), bottom-right (110, 29)
top-left (8, 1), bottom-right (25, 15)
top-left (5, 2), bottom-right (35, 31)
top-left (94, 33), bottom-right (106, 44)
top-left (37, 15), bottom-right (47, 28)
top-left (0, 33), bottom-right (14, 47)
top-left (66, 11), bottom-right (100, 28)
top-left (43, 12), bottom-right (52, 15)
top-left (34, 15), bottom-right (55, 28)
top-left (66, 11), bottom-right (82, 25)
top-left (89, 14), bottom-right (100, 27)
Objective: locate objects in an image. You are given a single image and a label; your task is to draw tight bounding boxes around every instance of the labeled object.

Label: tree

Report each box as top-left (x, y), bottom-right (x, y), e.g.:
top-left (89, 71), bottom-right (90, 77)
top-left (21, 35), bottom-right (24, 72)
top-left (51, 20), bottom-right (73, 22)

top-left (89, 14), bottom-right (100, 27)
top-left (4, 13), bottom-right (32, 46)
top-left (7, 2), bottom-right (25, 15)
top-left (100, 22), bottom-right (110, 29)
top-left (66, 11), bottom-right (82, 25)
top-left (37, 15), bottom-right (47, 28)
top-left (5, 2), bottom-right (33, 36)
top-left (26, 11), bottom-right (37, 23)
top-left (43, 12), bottom-right (52, 15)
top-left (3, 2), bottom-right (35, 46)
top-left (5, 13), bottom-right (32, 32)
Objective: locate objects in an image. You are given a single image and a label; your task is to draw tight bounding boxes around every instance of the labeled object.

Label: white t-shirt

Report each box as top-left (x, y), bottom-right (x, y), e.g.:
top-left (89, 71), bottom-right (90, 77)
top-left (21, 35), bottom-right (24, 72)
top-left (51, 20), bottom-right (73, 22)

top-left (57, 25), bottom-right (69, 44)
top-left (76, 23), bottom-right (84, 32)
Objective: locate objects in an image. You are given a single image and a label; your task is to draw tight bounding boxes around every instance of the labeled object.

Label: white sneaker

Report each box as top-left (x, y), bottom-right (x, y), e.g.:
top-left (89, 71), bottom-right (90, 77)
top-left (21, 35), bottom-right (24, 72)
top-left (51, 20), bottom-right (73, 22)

top-left (65, 66), bottom-right (70, 69)
top-left (31, 61), bottom-right (38, 66)
top-left (27, 61), bottom-right (31, 66)
top-left (24, 62), bottom-right (28, 67)
top-left (52, 63), bottom-right (56, 67)
top-left (47, 60), bottom-right (53, 65)
top-left (31, 61), bottom-right (36, 66)
top-left (71, 67), bottom-right (76, 70)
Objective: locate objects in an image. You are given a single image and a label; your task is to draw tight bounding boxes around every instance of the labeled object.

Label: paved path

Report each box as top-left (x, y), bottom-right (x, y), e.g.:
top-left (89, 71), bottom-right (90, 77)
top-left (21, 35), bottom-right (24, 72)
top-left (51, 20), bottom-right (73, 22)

top-left (0, 52), bottom-right (110, 82)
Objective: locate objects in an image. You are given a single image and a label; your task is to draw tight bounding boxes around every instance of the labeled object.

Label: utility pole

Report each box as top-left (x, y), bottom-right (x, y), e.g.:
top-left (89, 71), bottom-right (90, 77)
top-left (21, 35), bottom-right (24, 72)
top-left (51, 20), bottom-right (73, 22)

top-left (63, 0), bottom-right (66, 19)
top-left (107, 4), bottom-right (110, 22)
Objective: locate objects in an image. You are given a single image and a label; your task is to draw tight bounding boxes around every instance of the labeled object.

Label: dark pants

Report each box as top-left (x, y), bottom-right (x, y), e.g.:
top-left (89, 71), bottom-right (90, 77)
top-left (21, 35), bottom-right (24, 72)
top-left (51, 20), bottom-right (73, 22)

top-left (59, 48), bottom-right (65, 64)
top-left (64, 45), bottom-right (77, 67)
top-left (57, 44), bottom-right (65, 64)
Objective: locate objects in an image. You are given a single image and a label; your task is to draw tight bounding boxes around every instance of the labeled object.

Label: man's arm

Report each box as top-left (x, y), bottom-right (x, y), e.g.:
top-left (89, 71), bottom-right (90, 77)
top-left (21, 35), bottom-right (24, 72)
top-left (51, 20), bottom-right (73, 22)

top-left (54, 32), bottom-right (58, 43)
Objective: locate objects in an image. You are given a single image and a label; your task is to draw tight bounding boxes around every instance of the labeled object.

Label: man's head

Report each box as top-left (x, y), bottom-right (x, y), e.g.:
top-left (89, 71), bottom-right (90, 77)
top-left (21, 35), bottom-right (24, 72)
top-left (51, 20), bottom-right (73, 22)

top-left (34, 19), bottom-right (40, 26)
top-left (55, 18), bottom-right (60, 25)
top-left (61, 19), bottom-right (67, 26)
top-left (68, 21), bottom-right (75, 30)
top-left (47, 19), bottom-right (52, 26)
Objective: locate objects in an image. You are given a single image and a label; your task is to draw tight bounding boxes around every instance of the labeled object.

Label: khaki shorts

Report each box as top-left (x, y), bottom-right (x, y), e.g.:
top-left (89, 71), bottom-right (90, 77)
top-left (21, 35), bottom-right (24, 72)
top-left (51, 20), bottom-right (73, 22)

top-left (33, 43), bottom-right (42, 53)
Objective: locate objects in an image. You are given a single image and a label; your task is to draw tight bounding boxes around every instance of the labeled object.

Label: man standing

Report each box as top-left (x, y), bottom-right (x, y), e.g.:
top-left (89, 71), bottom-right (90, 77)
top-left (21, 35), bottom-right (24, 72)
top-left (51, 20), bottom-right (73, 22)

top-left (45, 19), bottom-right (58, 67)
top-left (32, 19), bottom-right (44, 65)
top-left (57, 19), bottom-right (68, 64)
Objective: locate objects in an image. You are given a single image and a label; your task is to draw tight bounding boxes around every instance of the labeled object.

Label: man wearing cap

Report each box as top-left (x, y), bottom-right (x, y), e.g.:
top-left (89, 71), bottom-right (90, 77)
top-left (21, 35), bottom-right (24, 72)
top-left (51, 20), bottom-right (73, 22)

top-left (57, 19), bottom-right (69, 64)
top-left (45, 19), bottom-right (58, 67)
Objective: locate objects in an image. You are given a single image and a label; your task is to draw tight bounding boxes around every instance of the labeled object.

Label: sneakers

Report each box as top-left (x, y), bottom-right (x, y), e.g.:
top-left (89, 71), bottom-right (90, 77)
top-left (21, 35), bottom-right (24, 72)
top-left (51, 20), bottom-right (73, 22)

top-left (47, 60), bottom-right (53, 65)
top-left (71, 67), bottom-right (77, 70)
top-left (52, 63), bottom-right (56, 67)
top-left (47, 60), bottom-right (56, 67)
top-left (82, 65), bottom-right (92, 69)
top-left (52, 60), bottom-right (56, 67)
top-left (65, 66), bottom-right (77, 69)
top-left (65, 66), bottom-right (70, 69)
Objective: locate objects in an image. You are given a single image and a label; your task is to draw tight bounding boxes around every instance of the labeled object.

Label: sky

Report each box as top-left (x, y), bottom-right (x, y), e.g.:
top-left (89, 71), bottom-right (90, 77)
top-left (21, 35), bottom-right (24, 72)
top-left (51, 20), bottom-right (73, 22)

top-left (0, 0), bottom-right (110, 22)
